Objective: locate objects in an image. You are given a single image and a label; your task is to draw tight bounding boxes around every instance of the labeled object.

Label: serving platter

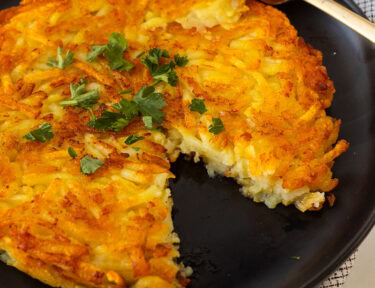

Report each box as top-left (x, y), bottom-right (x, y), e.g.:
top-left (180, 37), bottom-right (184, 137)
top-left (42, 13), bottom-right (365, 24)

top-left (0, 0), bottom-right (374, 287)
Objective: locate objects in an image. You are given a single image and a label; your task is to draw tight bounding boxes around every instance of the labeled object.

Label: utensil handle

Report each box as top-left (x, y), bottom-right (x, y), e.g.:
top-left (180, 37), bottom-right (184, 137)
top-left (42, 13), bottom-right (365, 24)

top-left (304, 0), bottom-right (375, 43)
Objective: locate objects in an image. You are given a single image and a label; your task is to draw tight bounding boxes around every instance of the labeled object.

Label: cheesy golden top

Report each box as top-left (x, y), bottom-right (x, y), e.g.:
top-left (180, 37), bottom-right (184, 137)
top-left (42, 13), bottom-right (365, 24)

top-left (0, 0), bottom-right (347, 287)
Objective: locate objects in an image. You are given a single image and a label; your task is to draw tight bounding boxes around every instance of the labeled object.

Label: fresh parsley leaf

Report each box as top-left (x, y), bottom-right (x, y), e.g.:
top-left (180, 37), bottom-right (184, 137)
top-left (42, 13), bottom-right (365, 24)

top-left (142, 116), bottom-right (153, 129)
top-left (88, 84), bottom-right (167, 132)
top-left (87, 45), bottom-right (107, 62)
top-left (108, 32), bottom-right (128, 51)
top-left (107, 56), bottom-right (134, 71)
top-left (174, 54), bottom-right (189, 67)
top-left (60, 83), bottom-right (99, 110)
top-left (136, 51), bottom-right (145, 58)
top-left (112, 99), bottom-right (139, 120)
top-left (144, 48), bottom-right (170, 66)
top-left (188, 98), bottom-right (207, 114)
top-left (87, 110), bottom-right (129, 132)
top-left (152, 62), bottom-right (178, 86)
top-left (141, 48), bottom-right (178, 86)
top-left (125, 135), bottom-right (144, 145)
top-left (80, 78), bottom-right (88, 84)
top-left (120, 89), bottom-right (133, 94)
top-left (68, 147), bottom-right (77, 159)
top-left (291, 256), bottom-right (301, 260)
top-left (87, 33), bottom-right (134, 71)
top-left (47, 46), bottom-right (74, 69)
top-left (209, 118), bottom-right (225, 135)
top-left (132, 147), bottom-right (140, 151)
top-left (134, 85), bottom-right (166, 125)
top-left (87, 96), bottom-right (140, 132)
top-left (80, 156), bottom-right (104, 176)
top-left (23, 122), bottom-right (54, 143)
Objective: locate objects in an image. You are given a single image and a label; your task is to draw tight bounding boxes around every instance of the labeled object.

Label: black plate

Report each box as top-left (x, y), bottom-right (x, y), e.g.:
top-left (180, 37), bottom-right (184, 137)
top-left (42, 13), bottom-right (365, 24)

top-left (0, 0), bottom-right (374, 287)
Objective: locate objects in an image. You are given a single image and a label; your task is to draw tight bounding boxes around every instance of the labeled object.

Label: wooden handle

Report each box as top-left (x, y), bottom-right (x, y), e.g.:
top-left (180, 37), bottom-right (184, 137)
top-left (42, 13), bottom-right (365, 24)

top-left (304, 0), bottom-right (375, 43)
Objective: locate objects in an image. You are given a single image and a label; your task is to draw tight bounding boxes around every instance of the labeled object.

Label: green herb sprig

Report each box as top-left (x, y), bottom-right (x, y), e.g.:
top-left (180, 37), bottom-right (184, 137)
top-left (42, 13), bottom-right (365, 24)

top-left (141, 48), bottom-right (188, 87)
top-left (188, 99), bottom-right (207, 114)
top-left (125, 135), bottom-right (145, 145)
top-left (88, 33), bottom-right (134, 71)
top-left (60, 79), bottom-right (99, 118)
top-left (23, 122), bottom-right (54, 143)
top-left (47, 47), bottom-right (74, 69)
top-left (209, 118), bottom-right (225, 135)
top-left (80, 156), bottom-right (104, 175)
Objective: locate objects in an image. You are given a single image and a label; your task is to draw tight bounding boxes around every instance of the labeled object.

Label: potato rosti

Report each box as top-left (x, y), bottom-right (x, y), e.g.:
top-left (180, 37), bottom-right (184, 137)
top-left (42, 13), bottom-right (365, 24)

top-left (0, 0), bottom-right (348, 287)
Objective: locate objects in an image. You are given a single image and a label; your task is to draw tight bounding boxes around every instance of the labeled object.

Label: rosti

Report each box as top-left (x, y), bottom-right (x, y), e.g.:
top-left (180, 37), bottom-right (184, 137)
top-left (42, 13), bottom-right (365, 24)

top-left (0, 0), bottom-right (348, 287)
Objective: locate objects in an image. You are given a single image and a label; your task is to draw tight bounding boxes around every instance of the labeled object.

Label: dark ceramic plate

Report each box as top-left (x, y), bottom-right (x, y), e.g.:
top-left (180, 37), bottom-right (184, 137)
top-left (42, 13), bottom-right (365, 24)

top-left (1, 0), bottom-right (374, 287)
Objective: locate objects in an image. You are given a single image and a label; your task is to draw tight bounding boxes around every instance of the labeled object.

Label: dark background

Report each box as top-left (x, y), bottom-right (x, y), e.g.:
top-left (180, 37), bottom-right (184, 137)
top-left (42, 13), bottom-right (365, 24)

top-left (0, 0), bottom-right (374, 287)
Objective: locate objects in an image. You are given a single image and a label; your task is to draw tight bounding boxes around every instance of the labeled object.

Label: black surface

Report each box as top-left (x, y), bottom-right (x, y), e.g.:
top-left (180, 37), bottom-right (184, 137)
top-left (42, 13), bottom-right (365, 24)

top-left (0, 1), bottom-right (374, 288)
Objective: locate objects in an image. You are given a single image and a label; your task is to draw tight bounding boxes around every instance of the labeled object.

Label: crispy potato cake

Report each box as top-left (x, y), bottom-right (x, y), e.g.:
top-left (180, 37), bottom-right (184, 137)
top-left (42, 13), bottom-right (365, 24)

top-left (0, 0), bottom-right (348, 287)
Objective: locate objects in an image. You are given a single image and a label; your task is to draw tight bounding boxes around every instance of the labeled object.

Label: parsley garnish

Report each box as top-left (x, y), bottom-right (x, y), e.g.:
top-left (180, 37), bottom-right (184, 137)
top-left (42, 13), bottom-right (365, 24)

top-left (120, 89), bottom-right (133, 94)
top-left (87, 98), bottom-right (138, 131)
top-left (87, 110), bottom-right (130, 132)
top-left (80, 78), bottom-right (88, 84)
top-left (142, 116), bottom-right (153, 129)
top-left (125, 135), bottom-right (144, 145)
top-left (174, 54), bottom-right (189, 67)
top-left (141, 48), bottom-right (178, 86)
top-left (60, 82), bottom-right (99, 114)
top-left (112, 99), bottom-right (139, 120)
top-left (134, 85), bottom-right (167, 125)
top-left (209, 118), bottom-right (225, 135)
top-left (188, 99), bottom-right (207, 114)
top-left (136, 51), bottom-right (145, 58)
top-left (68, 147), bottom-right (77, 159)
top-left (47, 47), bottom-right (74, 69)
top-left (87, 32), bottom-right (134, 71)
top-left (80, 156), bottom-right (104, 176)
top-left (23, 122), bottom-right (54, 143)
top-left (87, 85), bottom-right (166, 131)
top-left (132, 147), bottom-right (140, 151)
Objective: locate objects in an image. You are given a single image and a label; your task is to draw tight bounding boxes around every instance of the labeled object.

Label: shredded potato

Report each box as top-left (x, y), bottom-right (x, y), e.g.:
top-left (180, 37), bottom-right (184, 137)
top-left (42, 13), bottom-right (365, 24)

top-left (0, 0), bottom-right (348, 287)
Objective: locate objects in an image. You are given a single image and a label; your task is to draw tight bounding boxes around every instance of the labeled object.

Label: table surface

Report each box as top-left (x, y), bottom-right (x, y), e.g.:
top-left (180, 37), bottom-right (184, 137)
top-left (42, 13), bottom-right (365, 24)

top-left (344, 228), bottom-right (375, 288)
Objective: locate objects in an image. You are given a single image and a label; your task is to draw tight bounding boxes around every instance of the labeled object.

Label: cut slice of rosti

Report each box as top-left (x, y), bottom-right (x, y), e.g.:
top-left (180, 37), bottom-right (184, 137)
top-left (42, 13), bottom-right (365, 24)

top-left (0, 0), bottom-right (347, 287)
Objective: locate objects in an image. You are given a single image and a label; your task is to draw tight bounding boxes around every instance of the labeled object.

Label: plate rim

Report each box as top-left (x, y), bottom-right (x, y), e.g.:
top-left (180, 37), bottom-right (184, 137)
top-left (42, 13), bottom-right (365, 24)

top-left (303, 1), bottom-right (375, 286)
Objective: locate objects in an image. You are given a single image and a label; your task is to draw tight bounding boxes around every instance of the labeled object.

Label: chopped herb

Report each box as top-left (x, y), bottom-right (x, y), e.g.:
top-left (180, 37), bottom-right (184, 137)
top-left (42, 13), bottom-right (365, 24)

top-left (47, 46), bottom-right (74, 69)
top-left (87, 45), bottom-right (107, 62)
top-left (60, 82), bottom-right (99, 112)
top-left (80, 156), bottom-right (104, 176)
top-left (88, 84), bottom-right (167, 132)
top-left (87, 110), bottom-right (130, 132)
top-left (87, 32), bottom-right (134, 71)
top-left (208, 118), bottom-right (225, 135)
top-left (68, 147), bottom-right (77, 159)
top-left (112, 99), bottom-right (139, 120)
top-left (80, 78), bottom-right (88, 84)
top-left (120, 89), bottom-right (133, 94)
top-left (188, 98), bottom-right (207, 114)
top-left (174, 54), bottom-right (189, 67)
top-left (125, 135), bottom-right (144, 145)
top-left (134, 85), bottom-right (167, 125)
top-left (141, 48), bottom-right (178, 86)
top-left (153, 62), bottom-right (178, 86)
top-left (132, 147), bottom-right (140, 151)
top-left (136, 51), bottom-right (145, 58)
top-left (87, 98), bottom-right (138, 132)
top-left (23, 122), bottom-right (54, 143)
top-left (291, 256), bottom-right (301, 260)
top-left (142, 116), bottom-right (153, 129)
